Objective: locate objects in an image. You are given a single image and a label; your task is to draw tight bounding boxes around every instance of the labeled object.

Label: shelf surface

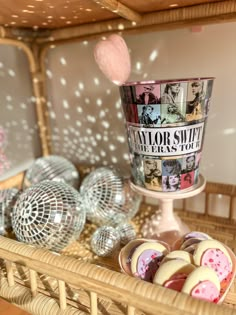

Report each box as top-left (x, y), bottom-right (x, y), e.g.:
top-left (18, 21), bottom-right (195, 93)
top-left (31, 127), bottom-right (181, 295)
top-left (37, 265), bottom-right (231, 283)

top-left (0, 0), bottom-right (232, 30)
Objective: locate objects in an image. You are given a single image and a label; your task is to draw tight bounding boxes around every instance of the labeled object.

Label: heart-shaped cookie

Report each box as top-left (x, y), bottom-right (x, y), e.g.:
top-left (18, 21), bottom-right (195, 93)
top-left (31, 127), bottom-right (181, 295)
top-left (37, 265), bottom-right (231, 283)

top-left (182, 266), bottom-right (221, 303)
top-left (94, 34), bottom-right (131, 85)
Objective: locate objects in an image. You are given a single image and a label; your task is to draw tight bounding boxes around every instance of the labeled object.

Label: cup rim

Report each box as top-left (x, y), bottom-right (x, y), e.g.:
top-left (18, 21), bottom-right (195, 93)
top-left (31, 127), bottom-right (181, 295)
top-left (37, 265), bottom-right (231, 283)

top-left (121, 77), bottom-right (215, 87)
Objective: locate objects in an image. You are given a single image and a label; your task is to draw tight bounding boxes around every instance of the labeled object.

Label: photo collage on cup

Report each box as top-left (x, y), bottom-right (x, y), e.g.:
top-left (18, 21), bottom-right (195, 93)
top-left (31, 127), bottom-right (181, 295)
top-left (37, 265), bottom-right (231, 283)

top-left (142, 152), bottom-right (202, 192)
top-left (185, 79), bottom-right (212, 122)
top-left (121, 80), bottom-right (214, 126)
top-left (135, 84), bottom-right (161, 127)
top-left (160, 82), bottom-right (187, 125)
top-left (120, 85), bottom-right (139, 123)
top-left (203, 79), bottom-right (214, 117)
top-left (130, 152), bottom-right (145, 187)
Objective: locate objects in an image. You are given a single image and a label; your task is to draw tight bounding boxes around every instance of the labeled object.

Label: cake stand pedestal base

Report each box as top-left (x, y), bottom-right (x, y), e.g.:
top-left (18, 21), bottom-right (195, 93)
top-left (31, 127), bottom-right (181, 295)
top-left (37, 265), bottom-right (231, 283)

top-left (130, 174), bottom-right (206, 247)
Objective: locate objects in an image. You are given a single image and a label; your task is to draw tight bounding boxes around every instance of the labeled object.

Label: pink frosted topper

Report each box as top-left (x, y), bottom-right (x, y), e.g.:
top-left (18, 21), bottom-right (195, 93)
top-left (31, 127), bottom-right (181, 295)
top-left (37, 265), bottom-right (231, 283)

top-left (94, 34), bottom-right (131, 85)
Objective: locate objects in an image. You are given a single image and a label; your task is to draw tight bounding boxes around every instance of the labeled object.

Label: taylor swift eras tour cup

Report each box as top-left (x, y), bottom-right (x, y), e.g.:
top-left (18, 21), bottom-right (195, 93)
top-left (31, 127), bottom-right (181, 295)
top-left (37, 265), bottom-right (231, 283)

top-left (119, 77), bottom-right (214, 193)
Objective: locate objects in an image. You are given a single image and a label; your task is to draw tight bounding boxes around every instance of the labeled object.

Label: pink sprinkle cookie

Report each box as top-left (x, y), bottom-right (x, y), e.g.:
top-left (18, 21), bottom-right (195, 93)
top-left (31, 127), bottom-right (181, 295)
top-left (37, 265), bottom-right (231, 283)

top-left (191, 280), bottom-right (220, 303)
top-left (182, 266), bottom-right (220, 303)
top-left (193, 239), bottom-right (233, 283)
top-left (201, 248), bottom-right (232, 282)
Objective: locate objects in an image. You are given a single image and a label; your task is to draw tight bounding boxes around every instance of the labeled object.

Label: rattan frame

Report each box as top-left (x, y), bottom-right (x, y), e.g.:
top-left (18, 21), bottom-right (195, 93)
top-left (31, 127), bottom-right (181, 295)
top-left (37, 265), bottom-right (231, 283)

top-left (0, 2), bottom-right (236, 314)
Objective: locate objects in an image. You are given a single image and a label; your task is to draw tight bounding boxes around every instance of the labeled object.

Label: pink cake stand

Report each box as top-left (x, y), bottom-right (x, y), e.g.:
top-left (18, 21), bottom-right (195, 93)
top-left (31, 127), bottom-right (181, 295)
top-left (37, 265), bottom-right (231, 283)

top-left (130, 174), bottom-right (206, 247)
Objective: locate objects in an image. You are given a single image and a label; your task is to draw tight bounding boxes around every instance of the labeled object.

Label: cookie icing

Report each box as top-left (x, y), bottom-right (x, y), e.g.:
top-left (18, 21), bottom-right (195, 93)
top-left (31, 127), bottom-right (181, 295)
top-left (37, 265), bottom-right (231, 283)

top-left (135, 249), bottom-right (164, 281)
top-left (191, 280), bottom-right (219, 302)
top-left (131, 242), bottom-right (168, 281)
top-left (201, 248), bottom-right (232, 282)
top-left (182, 266), bottom-right (221, 295)
top-left (164, 273), bottom-right (188, 291)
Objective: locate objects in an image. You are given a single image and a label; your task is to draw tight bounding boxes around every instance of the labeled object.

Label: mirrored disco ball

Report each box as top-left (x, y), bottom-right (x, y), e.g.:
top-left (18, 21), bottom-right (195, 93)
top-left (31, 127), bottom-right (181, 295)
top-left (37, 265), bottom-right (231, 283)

top-left (23, 155), bottom-right (79, 189)
top-left (91, 226), bottom-right (121, 257)
top-left (0, 188), bottom-right (19, 235)
top-left (106, 213), bottom-right (127, 227)
top-left (12, 181), bottom-right (86, 252)
top-left (116, 223), bottom-right (136, 245)
top-left (80, 167), bottom-right (142, 226)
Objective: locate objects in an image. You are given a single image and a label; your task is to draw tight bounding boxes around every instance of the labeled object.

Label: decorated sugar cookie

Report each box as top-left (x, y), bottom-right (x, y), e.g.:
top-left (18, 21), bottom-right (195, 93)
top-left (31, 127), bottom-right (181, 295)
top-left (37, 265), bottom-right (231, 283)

top-left (183, 231), bottom-right (212, 241)
top-left (193, 239), bottom-right (232, 283)
top-left (153, 259), bottom-right (196, 291)
top-left (130, 242), bottom-right (169, 282)
top-left (180, 238), bottom-right (204, 250)
top-left (118, 239), bottom-right (148, 276)
top-left (161, 250), bottom-right (193, 264)
top-left (173, 231), bottom-right (212, 250)
top-left (118, 231), bottom-right (236, 305)
top-left (182, 266), bottom-right (220, 303)
top-left (183, 243), bottom-right (200, 254)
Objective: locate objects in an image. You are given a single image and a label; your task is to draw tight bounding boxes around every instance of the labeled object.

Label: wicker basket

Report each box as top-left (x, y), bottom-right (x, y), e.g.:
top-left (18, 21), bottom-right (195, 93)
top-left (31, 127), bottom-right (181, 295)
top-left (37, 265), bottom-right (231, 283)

top-left (0, 178), bottom-right (235, 315)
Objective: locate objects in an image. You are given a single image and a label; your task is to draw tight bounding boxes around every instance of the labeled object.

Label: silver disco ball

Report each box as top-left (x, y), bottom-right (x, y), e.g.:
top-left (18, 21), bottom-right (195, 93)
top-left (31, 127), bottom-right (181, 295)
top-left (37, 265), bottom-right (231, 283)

top-left (116, 223), bottom-right (136, 245)
top-left (106, 213), bottom-right (127, 227)
top-left (0, 188), bottom-right (19, 235)
top-left (91, 226), bottom-right (121, 257)
top-left (80, 167), bottom-right (141, 226)
top-left (12, 181), bottom-right (86, 252)
top-left (23, 155), bottom-right (79, 189)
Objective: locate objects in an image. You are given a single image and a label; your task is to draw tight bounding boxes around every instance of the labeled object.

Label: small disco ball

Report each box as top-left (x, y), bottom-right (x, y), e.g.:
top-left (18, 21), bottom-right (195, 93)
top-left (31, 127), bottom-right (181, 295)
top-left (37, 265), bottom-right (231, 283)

top-left (0, 188), bottom-right (19, 235)
top-left (80, 167), bottom-right (141, 226)
top-left (91, 226), bottom-right (121, 257)
top-left (23, 155), bottom-right (79, 189)
top-left (106, 213), bottom-right (127, 227)
top-left (12, 181), bottom-right (86, 252)
top-left (116, 223), bottom-right (136, 245)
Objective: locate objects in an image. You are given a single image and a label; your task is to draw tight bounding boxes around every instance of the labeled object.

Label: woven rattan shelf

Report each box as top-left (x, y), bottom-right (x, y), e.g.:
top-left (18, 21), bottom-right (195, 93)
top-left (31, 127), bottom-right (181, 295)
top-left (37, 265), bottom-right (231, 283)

top-left (0, 180), bottom-right (235, 315)
top-left (0, 1), bottom-right (236, 42)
